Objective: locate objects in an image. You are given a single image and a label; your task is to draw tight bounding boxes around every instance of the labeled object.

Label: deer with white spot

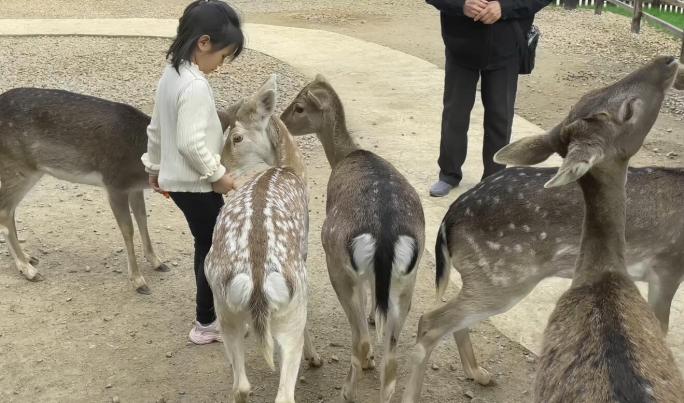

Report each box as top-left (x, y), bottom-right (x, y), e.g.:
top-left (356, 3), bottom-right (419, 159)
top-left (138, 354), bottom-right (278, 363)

top-left (0, 88), bottom-right (169, 293)
top-left (281, 74), bottom-right (425, 403)
top-left (402, 56), bottom-right (684, 402)
top-left (205, 75), bottom-right (321, 403)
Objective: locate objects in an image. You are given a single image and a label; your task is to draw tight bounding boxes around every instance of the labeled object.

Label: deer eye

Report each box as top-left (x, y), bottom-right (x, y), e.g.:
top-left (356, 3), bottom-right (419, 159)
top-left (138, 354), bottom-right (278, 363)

top-left (294, 105), bottom-right (304, 114)
top-left (233, 135), bottom-right (243, 143)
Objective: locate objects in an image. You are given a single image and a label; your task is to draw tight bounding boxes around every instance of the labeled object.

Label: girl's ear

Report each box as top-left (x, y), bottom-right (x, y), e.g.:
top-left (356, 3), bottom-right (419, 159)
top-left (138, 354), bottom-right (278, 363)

top-left (197, 34), bottom-right (212, 52)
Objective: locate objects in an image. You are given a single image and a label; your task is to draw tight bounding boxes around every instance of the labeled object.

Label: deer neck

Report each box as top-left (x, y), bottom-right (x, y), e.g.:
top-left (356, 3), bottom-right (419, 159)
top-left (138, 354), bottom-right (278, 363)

top-left (317, 111), bottom-right (359, 168)
top-left (573, 161), bottom-right (628, 286)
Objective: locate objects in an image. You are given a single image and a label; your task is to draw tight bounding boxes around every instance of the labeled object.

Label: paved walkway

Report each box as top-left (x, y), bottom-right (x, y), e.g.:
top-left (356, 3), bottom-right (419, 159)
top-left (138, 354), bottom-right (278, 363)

top-left (1, 18), bottom-right (681, 370)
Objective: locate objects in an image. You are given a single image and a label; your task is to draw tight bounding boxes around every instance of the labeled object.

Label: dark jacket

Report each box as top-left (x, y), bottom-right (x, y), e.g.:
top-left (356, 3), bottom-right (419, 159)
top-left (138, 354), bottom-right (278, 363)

top-left (427, 0), bottom-right (551, 69)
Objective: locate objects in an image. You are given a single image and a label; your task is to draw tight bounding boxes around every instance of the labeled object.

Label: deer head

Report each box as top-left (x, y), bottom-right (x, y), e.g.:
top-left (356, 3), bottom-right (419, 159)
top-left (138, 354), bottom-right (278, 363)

top-left (221, 75), bottom-right (306, 185)
top-left (495, 56), bottom-right (679, 187)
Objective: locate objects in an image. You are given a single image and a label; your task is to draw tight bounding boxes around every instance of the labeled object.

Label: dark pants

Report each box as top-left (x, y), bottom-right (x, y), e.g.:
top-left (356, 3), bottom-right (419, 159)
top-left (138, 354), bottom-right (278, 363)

top-left (169, 191), bottom-right (224, 325)
top-left (438, 49), bottom-right (519, 185)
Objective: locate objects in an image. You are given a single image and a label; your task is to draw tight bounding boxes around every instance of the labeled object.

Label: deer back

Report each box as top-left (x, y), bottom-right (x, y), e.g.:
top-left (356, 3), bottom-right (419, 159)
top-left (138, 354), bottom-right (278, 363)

top-left (0, 88), bottom-right (150, 190)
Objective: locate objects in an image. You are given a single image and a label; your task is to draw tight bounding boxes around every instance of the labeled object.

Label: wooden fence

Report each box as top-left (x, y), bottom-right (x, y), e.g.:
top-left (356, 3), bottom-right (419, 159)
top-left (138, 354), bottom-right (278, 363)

top-left (557, 0), bottom-right (684, 13)
top-left (558, 0), bottom-right (684, 60)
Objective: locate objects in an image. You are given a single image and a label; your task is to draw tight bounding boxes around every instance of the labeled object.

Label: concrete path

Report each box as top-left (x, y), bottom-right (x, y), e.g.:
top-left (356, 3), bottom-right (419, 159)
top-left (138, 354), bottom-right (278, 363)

top-left (2, 18), bottom-right (682, 371)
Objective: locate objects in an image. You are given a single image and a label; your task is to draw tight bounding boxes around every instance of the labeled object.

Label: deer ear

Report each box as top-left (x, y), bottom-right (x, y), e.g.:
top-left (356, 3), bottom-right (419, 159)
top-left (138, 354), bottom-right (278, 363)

top-left (306, 90), bottom-right (324, 110)
top-left (314, 73), bottom-right (329, 83)
top-left (617, 97), bottom-right (643, 123)
top-left (218, 100), bottom-right (243, 133)
top-left (255, 74), bottom-right (278, 119)
top-left (494, 134), bottom-right (554, 166)
top-left (545, 142), bottom-right (604, 188)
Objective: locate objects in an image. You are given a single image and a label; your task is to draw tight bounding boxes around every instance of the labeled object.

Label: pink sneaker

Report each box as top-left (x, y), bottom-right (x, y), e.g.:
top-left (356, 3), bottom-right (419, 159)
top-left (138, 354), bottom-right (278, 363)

top-left (188, 320), bottom-right (222, 345)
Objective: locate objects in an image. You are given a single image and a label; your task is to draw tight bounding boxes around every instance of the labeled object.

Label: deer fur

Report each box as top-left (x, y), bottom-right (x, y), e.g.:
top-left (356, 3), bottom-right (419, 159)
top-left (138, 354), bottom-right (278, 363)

top-left (0, 88), bottom-right (168, 293)
top-left (403, 56), bottom-right (684, 402)
top-left (205, 75), bottom-right (321, 403)
top-left (281, 74), bottom-right (425, 403)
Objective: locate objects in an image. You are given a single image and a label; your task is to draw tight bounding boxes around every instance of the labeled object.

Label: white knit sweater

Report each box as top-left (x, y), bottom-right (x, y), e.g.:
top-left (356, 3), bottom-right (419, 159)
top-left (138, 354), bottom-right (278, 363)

top-left (141, 62), bottom-right (227, 192)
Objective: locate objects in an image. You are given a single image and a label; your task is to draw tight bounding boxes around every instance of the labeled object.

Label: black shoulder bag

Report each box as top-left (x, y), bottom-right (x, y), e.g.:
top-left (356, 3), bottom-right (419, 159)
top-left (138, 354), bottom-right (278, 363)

top-left (513, 21), bottom-right (540, 75)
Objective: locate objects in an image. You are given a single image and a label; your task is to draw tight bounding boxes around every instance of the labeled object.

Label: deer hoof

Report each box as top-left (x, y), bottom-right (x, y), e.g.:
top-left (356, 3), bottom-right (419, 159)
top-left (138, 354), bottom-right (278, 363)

top-left (19, 263), bottom-right (43, 282)
top-left (136, 284), bottom-right (152, 295)
top-left (363, 356), bottom-right (376, 371)
top-left (469, 367), bottom-right (492, 386)
top-left (155, 263), bottom-right (171, 272)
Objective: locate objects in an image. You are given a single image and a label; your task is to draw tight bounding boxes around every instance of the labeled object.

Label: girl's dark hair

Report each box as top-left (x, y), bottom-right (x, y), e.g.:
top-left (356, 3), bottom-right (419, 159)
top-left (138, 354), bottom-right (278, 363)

top-left (167, 0), bottom-right (245, 73)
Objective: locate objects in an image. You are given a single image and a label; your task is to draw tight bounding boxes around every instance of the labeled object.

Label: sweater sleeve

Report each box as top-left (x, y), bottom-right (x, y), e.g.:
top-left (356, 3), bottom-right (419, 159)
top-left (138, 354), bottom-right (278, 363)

top-left (500, 0), bottom-right (552, 20)
top-left (176, 79), bottom-right (227, 183)
top-left (141, 92), bottom-right (161, 175)
top-left (426, 0), bottom-right (466, 16)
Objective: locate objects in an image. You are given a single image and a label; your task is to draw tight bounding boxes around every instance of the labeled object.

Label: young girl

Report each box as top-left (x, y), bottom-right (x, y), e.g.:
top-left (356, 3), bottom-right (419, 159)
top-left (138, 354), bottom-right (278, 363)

top-left (141, 0), bottom-right (244, 344)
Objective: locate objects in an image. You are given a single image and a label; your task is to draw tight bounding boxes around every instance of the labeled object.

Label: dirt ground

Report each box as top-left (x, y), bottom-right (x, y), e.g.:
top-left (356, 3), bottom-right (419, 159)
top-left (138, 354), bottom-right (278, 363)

top-left (1, 2), bottom-right (683, 403)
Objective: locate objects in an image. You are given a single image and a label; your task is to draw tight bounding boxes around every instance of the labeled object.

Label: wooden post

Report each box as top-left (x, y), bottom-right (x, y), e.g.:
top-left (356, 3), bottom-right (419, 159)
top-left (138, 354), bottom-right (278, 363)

top-left (595, 0), bottom-right (605, 14)
top-left (632, 0), bottom-right (643, 33)
top-left (564, 0), bottom-right (580, 9)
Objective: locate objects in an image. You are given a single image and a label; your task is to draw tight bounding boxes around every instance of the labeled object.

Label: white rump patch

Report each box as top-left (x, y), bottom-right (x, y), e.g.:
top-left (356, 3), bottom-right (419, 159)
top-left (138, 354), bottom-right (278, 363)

top-left (393, 235), bottom-right (416, 275)
top-left (351, 234), bottom-right (376, 274)
top-left (227, 273), bottom-right (253, 310)
top-left (264, 272), bottom-right (291, 309)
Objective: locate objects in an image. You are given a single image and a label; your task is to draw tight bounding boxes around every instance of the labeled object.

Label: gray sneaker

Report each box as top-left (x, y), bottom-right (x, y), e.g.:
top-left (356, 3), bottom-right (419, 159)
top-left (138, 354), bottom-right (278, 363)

top-left (430, 180), bottom-right (455, 197)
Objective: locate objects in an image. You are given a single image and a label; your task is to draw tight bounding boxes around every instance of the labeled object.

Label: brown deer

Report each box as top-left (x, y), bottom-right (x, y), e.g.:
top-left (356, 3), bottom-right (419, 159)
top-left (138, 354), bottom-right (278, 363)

top-left (281, 74), bottom-right (425, 403)
top-left (205, 75), bottom-right (321, 403)
top-left (425, 165), bottom-right (684, 387)
top-left (402, 56), bottom-right (684, 402)
top-left (0, 88), bottom-right (169, 293)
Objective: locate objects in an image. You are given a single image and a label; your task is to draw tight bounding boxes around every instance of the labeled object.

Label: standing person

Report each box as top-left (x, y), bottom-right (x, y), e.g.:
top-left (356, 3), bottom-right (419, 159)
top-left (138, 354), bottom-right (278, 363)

top-left (141, 0), bottom-right (244, 344)
top-left (427, 0), bottom-right (551, 197)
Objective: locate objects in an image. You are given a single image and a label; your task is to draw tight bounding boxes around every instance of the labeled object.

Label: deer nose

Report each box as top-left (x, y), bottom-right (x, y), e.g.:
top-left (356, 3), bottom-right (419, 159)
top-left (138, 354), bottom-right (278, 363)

top-left (666, 56), bottom-right (677, 65)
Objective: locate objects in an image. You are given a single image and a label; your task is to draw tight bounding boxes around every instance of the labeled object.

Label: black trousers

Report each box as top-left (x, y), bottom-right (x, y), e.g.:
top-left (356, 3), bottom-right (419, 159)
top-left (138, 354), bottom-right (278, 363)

top-left (169, 191), bottom-right (224, 325)
top-left (438, 49), bottom-right (519, 185)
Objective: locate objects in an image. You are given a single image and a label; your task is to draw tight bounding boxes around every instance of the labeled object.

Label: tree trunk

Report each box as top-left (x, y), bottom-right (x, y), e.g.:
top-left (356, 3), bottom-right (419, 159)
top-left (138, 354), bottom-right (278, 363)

top-left (632, 0), bottom-right (643, 34)
top-left (595, 0), bottom-right (605, 14)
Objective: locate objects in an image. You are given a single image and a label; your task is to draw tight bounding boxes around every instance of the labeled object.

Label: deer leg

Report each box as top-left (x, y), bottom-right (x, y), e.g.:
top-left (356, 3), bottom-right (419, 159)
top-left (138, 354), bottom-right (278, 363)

top-left (1, 209), bottom-right (41, 281)
top-left (218, 309), bottom-right (251, 403)
top-left (107, 189), bottom-right (149, 294)
top-left (367, 276), bottom-right (377, 326)
top-left (328, 263), bottom-right (374, 402)
top-left (402, 287), bottom-right (523, 403)
top-left (273, 303), bottom-right (307, 403)
top-left (128, 190), bottom-right (169, 272)
top-left (648, 275), bottom-right (680, 335)
top-left (303, 324), bottom-right (323, 368)
top-left (380, 279), bottom-right (415, 403)
top-left (6, 219), bottom-right (38, 266)
top-left (453, 329), bottom-right (491, 385)
top-left (0, 171), bottom-right (42, 281)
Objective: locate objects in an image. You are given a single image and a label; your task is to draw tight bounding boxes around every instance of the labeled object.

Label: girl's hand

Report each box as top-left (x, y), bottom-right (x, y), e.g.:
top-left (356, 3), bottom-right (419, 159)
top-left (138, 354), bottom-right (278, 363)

top-left (149, 175), bottom-right (164, 193)
top-left (211, 173), bottom-right (237, 194)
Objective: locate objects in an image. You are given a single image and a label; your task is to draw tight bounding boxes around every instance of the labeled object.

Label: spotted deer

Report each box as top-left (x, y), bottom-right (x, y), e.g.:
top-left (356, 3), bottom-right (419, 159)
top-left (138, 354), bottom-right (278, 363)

top-left (205, 75), bottom-right (321, 403)
top-left (0, 88), bottom-right (168, 293)
top-left (402, 56), bottom-right (684, 402)
top-left (281, 74), bottom-right (425, 403)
